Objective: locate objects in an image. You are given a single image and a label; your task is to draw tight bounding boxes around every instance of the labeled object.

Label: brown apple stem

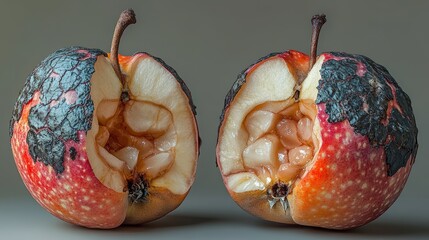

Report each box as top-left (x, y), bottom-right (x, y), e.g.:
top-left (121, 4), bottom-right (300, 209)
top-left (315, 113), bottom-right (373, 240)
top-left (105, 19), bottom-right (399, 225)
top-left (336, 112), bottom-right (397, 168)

top-left (294, 14), bottom-right (326, 101)
top-left (309, 14), bottom-right (326, 69)
top-left (110, 9), bottom-right (137, 86)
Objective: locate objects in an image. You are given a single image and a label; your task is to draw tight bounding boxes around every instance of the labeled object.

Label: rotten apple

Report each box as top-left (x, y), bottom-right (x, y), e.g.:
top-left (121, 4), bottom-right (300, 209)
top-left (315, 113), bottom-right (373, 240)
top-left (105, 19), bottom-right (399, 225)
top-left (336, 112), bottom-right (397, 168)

top-left (9, 9), bottom-right (199, 228)
top-left (216, 15), bottom-right (418, 229)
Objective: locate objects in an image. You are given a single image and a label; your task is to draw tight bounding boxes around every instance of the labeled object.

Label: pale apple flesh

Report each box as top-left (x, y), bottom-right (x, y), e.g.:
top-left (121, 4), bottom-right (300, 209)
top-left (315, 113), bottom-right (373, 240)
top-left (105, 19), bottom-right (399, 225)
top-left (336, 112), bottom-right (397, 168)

top-left (87, 53), bottom-right (199, 225)
top-left (217, 50), bottom-right (417, 229)
top-left (10, 48), bottom-right (198, 228)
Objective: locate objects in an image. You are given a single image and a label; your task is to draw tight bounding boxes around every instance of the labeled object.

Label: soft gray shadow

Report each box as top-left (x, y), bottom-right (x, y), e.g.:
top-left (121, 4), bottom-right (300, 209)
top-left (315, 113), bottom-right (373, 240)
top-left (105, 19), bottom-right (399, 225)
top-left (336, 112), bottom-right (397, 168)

top-left (57, 213), bottom-right (226, 233)
top-left (350, 220), bottom-right (429, 237)
top-left (125, 214), bottom-right (222, 230)
top-left (252, 218), bottom-right (429, 237)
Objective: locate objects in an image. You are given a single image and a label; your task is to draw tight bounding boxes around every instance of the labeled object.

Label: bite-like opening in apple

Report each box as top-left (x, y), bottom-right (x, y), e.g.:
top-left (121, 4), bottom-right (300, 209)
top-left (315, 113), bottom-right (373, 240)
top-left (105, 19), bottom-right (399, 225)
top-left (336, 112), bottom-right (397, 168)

top-left (85, 55), bottom-right (197, 203)
top-left (95, 99), bottom-right (177, 195)
top-left (99, 100), bottom-right (176, 170)
top-left (227, 99), bottom-right (319, 196)
top-left (219, 55), bottom-right (326, 214)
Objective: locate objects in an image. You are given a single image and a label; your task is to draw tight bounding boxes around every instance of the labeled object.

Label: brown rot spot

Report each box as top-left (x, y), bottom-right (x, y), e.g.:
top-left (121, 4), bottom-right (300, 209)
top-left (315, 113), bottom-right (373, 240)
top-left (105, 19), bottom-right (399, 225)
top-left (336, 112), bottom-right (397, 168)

top-left (69, 147), bottom-right (77, 160)
top-left (269, 181), bottom-right (289, 198)
top-left (127, 174), bottom-right (149, 204)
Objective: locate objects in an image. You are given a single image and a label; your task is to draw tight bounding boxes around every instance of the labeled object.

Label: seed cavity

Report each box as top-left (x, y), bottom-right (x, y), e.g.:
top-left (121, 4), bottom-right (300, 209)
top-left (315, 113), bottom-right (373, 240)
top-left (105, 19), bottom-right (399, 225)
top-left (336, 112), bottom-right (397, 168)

top-left (297, 117), bottom-right (313, 141)
top-left (276, 119), bottom-right (301, 149)
top-left (94, 99), bottom-right (177, 196)
top-left (229, 100), bottom-right (317, 208)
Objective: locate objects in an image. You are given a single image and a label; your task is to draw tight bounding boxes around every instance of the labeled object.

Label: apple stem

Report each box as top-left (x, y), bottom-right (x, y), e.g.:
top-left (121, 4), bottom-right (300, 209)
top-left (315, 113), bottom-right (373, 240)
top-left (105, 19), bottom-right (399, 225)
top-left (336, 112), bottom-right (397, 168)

top-left (294, 14), bottom-right (326, 101)
top-left (110, 9), bottom-right (137, 87)
top-left (309, 14), bottom-right (326, 68)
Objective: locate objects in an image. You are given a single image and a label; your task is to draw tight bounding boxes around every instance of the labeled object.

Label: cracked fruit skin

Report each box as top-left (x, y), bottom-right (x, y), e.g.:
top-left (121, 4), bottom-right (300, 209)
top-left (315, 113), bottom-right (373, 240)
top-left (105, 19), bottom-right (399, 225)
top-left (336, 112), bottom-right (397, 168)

top-left (216, 50), bottom-right (417, 229)
top-left (10, 47), bottom-right (199, 228)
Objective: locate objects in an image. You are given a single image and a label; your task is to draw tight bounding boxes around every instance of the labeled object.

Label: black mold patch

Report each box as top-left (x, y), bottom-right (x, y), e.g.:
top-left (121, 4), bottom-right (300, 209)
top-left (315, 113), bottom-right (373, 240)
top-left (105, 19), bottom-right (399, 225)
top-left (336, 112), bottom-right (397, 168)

top-left (69, 147), bottom-right (77, 160)
top-left (128, 175), bottom-right (149, 204)
top-left (316, 52), bottom-right (418, 176)
top-left (10, 47), bottom-right (105, 174)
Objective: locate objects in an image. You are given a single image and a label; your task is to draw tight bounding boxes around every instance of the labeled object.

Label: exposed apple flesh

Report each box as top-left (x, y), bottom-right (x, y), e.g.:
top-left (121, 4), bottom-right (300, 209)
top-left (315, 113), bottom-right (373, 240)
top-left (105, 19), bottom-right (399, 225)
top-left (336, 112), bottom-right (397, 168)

top-left (217, 49), bottom-right (417, 229)
top-left (229, 99), bottom-right (317, 189)
top-left (10, 10), bottom-right (199, 228)
top-left (91, 97), bottom-right (178, 191)
top-left (10, 48), bottom-right (198, 228)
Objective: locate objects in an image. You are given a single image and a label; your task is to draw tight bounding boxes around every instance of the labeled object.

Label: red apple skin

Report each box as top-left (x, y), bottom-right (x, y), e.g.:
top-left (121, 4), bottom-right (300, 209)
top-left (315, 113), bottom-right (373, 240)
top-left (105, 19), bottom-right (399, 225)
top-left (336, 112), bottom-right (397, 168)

top-left (9, 47), bottom-right (127, 228)
top-left (291, 104), bottom-right (413, 229)
top-left (217, 50), bottom-right (417, 229)
top-left (11, 91), bottom-right (127, 228)
top-left (10, 47), bottom-right (199, 228)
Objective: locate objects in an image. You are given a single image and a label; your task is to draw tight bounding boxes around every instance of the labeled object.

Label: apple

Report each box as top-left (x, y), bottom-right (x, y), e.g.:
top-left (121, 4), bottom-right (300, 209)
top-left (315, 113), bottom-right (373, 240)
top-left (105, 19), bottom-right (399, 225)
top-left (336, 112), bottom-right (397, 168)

top-left (9, 9), bottom-right (199, 228)
top-left (216, 14), bottom-right (418, 229)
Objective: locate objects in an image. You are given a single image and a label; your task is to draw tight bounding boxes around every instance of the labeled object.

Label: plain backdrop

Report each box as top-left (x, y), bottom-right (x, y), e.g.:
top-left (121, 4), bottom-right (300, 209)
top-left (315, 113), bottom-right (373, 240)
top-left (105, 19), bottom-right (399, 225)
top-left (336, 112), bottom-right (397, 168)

top-left (0, 1), bottom-right (428, 239)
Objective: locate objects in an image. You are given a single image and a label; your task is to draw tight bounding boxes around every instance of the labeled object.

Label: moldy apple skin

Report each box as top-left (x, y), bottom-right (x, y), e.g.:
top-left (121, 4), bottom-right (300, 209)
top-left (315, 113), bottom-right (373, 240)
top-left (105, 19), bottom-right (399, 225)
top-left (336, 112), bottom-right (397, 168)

top-left (316, 52), bottom-right (417, 176)
top-left (293, 52), bottom-right (417, 229)
top-left (218, 50), bottom-right (418, 229)
top-left (10, 47), bottom-right (198, 228)
top-left (10, 47), bottom-right (127, 228)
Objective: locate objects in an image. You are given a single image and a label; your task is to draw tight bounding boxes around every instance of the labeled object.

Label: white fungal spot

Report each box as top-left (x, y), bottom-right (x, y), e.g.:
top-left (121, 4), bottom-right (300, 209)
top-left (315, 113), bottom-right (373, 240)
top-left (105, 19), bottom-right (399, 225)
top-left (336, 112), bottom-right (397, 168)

top-left (81, 205), bottom-right (91, 211)
top-left (64, 184), bottom-right (71, 191)
top-left (335, 133), bottom-right (341, 140)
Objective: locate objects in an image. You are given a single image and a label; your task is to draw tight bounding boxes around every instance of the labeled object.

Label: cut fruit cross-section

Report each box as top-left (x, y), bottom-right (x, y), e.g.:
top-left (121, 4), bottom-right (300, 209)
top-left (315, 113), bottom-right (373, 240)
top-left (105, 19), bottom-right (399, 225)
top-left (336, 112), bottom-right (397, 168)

top-left (217, 14), bottom-right (417, 230)
top-left (86, 53), bottom-right (199, 225)
top-left (9, 9), bottom-right (199, 229)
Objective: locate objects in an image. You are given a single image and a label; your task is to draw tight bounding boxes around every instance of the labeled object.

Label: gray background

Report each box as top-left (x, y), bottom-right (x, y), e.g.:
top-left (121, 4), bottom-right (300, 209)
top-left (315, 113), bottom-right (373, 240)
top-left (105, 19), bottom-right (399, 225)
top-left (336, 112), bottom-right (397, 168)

top-left (1, 0), bottom-right (428, 239)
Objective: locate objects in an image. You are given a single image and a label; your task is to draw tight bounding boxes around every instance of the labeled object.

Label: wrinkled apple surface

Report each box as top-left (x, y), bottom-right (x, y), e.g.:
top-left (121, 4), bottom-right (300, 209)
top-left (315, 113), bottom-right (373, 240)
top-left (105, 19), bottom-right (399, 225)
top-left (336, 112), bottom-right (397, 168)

top-left (10, 47), bottom-right (199, 228)
top-left (217, 50), bottom-right (417, 229)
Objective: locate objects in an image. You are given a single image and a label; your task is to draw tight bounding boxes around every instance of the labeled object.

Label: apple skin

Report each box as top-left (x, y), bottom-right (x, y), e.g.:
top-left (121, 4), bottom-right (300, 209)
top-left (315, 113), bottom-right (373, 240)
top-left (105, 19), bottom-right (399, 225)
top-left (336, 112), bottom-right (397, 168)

top-left (217, 50), bottom-right (418, 229)
top-left (10, 47), bottom-right (197, 228)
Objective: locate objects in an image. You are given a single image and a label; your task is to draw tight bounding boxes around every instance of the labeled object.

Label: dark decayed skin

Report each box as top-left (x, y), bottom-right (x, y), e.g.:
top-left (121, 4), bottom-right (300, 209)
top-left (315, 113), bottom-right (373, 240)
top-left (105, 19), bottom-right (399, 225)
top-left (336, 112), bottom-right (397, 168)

top-left (10, 48), bottom-right (199, 176)
top-left (9, 47), bottom-right (129, 228)
top-left (218, 51), bottom-right (418, 228)
top-left (317, 52), bottom-right (418, 176)
top-left (10, 47), bottom-right (105, 174)
top-left (219, 51), bottom-right (417, 176)
top-left (10, 46), bottom-right (199, 228)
